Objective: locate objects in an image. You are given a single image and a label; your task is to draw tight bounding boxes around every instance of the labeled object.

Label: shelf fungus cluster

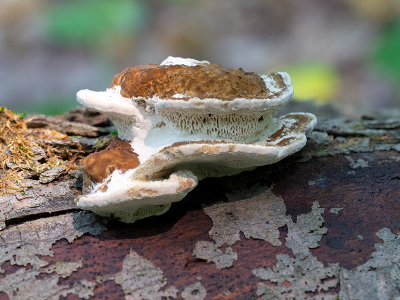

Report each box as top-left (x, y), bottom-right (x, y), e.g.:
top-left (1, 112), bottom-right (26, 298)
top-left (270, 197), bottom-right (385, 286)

top-left (76, 57), bottom-right (317, 223)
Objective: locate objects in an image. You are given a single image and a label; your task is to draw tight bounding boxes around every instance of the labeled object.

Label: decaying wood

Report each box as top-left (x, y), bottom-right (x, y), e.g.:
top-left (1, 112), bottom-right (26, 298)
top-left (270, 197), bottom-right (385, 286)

top-left (0, 102), bottom-right (399, 299)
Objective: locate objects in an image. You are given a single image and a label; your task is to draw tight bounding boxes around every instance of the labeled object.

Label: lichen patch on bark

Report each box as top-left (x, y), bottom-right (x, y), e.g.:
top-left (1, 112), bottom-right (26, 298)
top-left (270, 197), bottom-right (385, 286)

top-left (105, 249), bottom-right (182, 299)
top-left (0, 260), bottom-right (96, 300)
top-left (251, 198), bottom-right (339, 299)
top-left (203, 188), bottom-right (291, 247)
top-left (0, 211), bottom-right (105, 272)
top-left (181, 281), bottom-right (207, 300)
top-left (192, 241), bottom-right (238, 269)
top-left (253, 254), bottom-right (339, 300)
top-left (339, 228), bottom-right (400, 300)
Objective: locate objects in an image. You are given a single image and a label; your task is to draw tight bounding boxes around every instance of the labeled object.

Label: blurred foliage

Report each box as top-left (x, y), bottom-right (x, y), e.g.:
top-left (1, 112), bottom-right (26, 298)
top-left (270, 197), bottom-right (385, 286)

top-left (45, 0), bottom-right (147, 46)
top-left (163, 0), bottom-right (190, 3)
top-left (2, 0), bottom-right (399, 114)
top-left (372, 21), bottom-right (400, 82)
top-left (24, 98), bottom-right (78, 116)
top-left (286, 63), bottom-right (340, 104)
top-left (344, 0), bottom-right (400, 22)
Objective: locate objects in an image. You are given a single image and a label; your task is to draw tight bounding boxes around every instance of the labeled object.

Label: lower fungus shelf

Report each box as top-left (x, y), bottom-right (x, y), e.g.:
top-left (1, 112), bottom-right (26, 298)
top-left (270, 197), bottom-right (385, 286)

top-left (78, 113), bottom-right (316, 223)
top-left (77, 170), bottom-right (198, 223)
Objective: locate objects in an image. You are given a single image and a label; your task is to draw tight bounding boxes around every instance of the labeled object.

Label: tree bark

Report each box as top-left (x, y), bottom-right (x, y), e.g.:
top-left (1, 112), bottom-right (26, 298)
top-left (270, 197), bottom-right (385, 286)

top-left (1, 102), bottom-right (399, 299)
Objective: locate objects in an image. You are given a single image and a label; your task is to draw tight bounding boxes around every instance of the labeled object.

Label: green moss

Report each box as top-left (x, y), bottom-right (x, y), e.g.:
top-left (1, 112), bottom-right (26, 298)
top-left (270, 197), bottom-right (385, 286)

top-left (44, 0), bottom-right (147, 47)
top-left (372, 21), bottom-right (400, 82)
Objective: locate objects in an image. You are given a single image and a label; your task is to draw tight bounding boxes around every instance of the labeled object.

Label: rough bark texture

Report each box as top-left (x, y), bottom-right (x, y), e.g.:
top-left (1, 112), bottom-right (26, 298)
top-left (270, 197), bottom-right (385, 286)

top-left (0, 102), bottom-right (399, 299)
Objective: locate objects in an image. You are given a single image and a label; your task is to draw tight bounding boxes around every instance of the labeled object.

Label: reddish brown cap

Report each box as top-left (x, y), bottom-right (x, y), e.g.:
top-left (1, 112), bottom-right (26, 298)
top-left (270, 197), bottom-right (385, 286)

top-left (83, 139), bottom-right (139, 185)
top-left (110, 64), bottom-right (274, 100)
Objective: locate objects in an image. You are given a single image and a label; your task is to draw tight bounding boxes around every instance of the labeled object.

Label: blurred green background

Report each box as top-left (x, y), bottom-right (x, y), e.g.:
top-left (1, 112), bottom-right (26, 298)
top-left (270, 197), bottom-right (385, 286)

top-left (0, 0), bottom-right (399, 115)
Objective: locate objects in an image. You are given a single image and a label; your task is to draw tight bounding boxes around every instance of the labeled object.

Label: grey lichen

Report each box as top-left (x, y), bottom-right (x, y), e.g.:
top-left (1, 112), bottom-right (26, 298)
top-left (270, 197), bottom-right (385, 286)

top-left (0, 260), bottom-right (95, 300)
top-left (96, 249), bottom-right (209, 299)
top-left (329, 207), bottom-right (344, 214)
top-left (196, 183), bottom-right (400, 299)
top-left (253, 254), bottom-right (339, 300)
top-left (251, 196), bottom-right (339, 299)
top-left (307, 131), bottom-right (331, 146)
top-left (194, 187), bottom-right (330, 273)
top-left (345, 155), bottom-right (369, 169)
top-left (181, 281), bottom-right (207, 300)
top-left (192, 241), bottom-right (238, 269)
top-left (339, 228), bottom-right (400, 300)
top-left (251, 202), bottom-right (400, 299)
top-left (0, 191), bottom-right (104, 299)
top-left (203, 188), bottom-right (291, 247)
top-left (47, 259), bottom-right (83, 278)
top-left (308, 175), bottom-right (331, 188)
top-left (251, 210), bottom-right (400, 300)
top-left (285, 201), bottom-right (327, 256)
top-left (0, 211), bottom-right (105, 272)
top-left (110, 249), bottom-right (179, 300)
top-left (192, 188), bottom-right (291, 269)
top-left (362, 228), bottom-right (400, 271)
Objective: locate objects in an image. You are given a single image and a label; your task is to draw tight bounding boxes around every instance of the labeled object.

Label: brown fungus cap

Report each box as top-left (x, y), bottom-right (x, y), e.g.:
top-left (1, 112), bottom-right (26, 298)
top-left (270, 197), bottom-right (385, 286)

top-left (83, 138), bottom-right (139, 185)
top-left (110, 64), bottom-right (279, 100)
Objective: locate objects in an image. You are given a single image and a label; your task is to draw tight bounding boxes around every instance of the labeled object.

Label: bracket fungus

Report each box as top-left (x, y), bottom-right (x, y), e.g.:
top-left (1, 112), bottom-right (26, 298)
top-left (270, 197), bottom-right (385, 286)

top-left (76, 57), bottom-right (317, 222)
